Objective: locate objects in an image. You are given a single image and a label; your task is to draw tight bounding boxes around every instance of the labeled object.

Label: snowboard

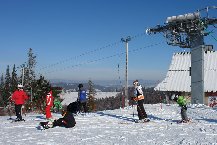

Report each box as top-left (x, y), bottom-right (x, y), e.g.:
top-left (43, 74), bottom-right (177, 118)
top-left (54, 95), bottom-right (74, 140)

top-left (119, 119), bottom-right (151, 124)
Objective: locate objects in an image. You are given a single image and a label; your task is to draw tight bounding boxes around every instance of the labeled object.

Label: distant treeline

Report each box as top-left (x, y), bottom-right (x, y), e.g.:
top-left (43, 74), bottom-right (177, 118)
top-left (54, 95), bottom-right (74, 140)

top-left (92, 87), bottom-right (166, 111)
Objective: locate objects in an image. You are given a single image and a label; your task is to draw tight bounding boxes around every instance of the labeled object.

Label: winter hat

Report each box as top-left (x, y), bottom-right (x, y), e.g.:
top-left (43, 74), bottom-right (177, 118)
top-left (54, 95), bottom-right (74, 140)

top-left (78, 84), bottom-right (83, 89)
top-left (133, 80), bottom-right (139, 85)
top-left (171, 94), bottom-right (178, 101)
top-left (47, 91), bottom-right (52, 96)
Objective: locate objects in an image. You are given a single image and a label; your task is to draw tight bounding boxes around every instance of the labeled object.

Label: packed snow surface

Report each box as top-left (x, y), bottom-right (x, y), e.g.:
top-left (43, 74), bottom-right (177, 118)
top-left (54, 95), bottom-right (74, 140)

top-left (0, 104), bottom-right (217, 145)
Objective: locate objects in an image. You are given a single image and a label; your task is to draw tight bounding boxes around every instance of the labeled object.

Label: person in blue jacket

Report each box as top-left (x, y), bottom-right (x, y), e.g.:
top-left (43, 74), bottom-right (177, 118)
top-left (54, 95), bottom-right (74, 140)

top-left (77, 84), bottom-right (88, 113)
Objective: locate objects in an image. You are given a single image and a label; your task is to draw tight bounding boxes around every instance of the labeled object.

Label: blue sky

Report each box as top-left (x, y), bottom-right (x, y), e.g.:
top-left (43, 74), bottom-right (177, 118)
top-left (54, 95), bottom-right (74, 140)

top-left (0, 0), bottom-right (216, 82)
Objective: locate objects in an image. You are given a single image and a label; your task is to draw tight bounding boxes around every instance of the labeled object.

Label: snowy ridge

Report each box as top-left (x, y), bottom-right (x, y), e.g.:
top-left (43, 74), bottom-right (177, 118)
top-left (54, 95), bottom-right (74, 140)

top-left (0, 104), bottom-right (217, 145)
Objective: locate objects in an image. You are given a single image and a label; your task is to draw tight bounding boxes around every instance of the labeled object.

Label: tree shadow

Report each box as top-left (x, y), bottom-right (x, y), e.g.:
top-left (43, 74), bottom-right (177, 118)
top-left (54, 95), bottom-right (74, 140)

top-left (96, 112), bottom-right (169, 123)
top-left (96, 112), bottom-right (135, 122)
top-left (194, 118), bottom-right (217, 123)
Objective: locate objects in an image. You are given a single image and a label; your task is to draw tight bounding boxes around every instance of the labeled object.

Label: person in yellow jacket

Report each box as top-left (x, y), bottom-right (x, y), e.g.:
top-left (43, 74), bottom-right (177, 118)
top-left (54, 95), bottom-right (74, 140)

top-left (133, 80), bottom-right (149, 123)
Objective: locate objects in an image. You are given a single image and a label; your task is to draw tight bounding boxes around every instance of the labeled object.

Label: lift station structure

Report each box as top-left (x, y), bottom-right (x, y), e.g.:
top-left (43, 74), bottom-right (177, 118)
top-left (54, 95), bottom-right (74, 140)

top-left (146, 6), bottom-right (217, 104)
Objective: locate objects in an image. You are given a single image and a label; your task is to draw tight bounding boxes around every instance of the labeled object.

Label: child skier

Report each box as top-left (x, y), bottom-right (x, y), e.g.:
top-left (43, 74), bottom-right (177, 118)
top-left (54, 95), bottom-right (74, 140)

top-left (171, 93), bottom-right (190, 123)
top-left (45, 90), bottom-right (53, 119)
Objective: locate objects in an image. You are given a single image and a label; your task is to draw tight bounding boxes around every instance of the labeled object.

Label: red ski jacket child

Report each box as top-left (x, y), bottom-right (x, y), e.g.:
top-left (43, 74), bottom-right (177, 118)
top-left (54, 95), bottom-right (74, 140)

top-left (12, 90), bottom-right (28, 105)
top-left (45, 91), bottom-right (53, 119)
top-left (46, 91), bottom-right (53, 107)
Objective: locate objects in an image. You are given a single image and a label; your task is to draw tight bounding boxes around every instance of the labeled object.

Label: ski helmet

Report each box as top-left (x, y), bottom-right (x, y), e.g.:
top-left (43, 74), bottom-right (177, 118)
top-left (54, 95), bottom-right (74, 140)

top-left (171, 94), bottom-right (178, 101)
top-left (133, 80), bottom-right (139, 85)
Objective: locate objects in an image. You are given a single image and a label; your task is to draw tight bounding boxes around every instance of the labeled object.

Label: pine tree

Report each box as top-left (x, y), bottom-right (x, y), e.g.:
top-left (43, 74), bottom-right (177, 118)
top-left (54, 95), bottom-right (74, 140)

top-left (27, 48), bottom-right (36, 84)
top-left (21, 48), bottom-right (37, 111)
top-left (24, 48), bottom-right (36, 89)
top-left (0, 74), bottom-right (4, 107)
top-left (0, 74), bottom-right (4, 87)
top-left (31, 75), bottom-right (51, 112)
top-left (11, 64), bottom-right (18, 93)
top-left (2, 65), bottom-right (11, 106)
top-left (87, 80), bottom-right (96, 112)
top-left (88, 80), bottom-right (96, 96)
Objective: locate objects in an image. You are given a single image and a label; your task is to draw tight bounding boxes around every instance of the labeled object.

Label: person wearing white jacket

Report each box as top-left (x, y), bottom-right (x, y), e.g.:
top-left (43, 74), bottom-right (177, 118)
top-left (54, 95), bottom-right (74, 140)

top-left (133, 80), bottom-right (149, 123)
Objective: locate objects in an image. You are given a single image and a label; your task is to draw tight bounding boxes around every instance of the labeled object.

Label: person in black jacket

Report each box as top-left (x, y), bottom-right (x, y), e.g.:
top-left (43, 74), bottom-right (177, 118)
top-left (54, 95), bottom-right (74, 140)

top-left (52, 110), bottom-right (76, 128)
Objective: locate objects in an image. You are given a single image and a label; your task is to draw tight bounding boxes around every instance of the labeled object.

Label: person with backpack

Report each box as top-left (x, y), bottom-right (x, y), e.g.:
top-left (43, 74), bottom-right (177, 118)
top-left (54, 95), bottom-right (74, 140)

top-left (171, 92), bottom-right (190, 123)
top-left (45, 90), bottom-right (53, 119)
top-left (77, 84), bottom-right (88, 113)
top-left (132, 80), bottom-right (149, 123)
top-left (11, 84), bottom-right (29, 121)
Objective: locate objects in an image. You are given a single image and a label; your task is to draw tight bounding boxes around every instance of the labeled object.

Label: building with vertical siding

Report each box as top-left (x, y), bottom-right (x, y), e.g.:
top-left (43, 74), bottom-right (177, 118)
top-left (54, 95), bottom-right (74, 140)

top-left (155, 50), bottom-right (217, 106)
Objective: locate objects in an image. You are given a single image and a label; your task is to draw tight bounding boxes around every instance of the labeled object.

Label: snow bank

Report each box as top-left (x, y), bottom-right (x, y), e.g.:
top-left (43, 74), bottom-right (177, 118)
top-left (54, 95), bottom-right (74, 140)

top-left (60, 92), bottom-right (120, 105)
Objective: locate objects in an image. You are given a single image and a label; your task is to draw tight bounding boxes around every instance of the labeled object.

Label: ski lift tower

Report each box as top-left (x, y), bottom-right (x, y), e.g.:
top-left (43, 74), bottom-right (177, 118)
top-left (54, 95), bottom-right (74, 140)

top-left (146, 6), bottom-right (217, 104)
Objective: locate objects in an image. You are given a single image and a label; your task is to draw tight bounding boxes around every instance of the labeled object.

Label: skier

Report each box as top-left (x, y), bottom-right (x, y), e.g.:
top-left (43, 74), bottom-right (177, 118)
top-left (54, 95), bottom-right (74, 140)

top-left (11, 84), bottom-right (29, 121)
top-left (77, 84), bottom-right (88, 113)
top-left (171, 92), bottom-right (190, 123)
top-left (53, 98), bottom-right (62, 113)
top-left (45, 90), bottom-right (53, 120)
top-left (132, 80), bottom-right (149, 123)
top-left (41, 109), bottom-right (76, 129)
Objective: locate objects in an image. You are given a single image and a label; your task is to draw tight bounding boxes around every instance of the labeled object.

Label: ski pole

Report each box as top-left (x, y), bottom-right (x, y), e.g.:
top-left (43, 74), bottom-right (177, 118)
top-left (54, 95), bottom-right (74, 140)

top-left (132, 103), bottom-right (135, 119)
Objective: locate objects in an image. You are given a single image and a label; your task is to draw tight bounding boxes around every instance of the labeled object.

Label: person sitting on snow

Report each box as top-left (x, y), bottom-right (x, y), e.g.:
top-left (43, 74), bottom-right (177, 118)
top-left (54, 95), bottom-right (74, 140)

top-left (46, 109), bottom-right (76, 128)
top-left (171, 92), bottom-right (190, 123)
top-left (40, 108), bottom-right (76, 129)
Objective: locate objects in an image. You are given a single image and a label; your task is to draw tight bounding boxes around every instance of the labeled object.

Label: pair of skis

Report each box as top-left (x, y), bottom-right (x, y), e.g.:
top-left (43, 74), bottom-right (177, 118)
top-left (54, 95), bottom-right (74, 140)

top-left (119, 119), bottom-right (151, 124)
top-left (10, 118), bottom-right (25, 123)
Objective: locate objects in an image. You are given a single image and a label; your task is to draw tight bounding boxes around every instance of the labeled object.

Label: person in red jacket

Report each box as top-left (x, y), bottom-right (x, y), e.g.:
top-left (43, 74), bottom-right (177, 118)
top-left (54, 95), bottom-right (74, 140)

top-left (11, 84), bottom-right (28, 121)
top-left (45, 90), bottom-right (53, 119)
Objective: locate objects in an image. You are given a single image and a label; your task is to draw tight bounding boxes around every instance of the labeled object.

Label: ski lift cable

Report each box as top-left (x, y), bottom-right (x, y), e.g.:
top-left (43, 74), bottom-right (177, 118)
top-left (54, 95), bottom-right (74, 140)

top-left (41, 41), bottom-right (164, 77)
top-left (37, 32), bottom-right (146, 72)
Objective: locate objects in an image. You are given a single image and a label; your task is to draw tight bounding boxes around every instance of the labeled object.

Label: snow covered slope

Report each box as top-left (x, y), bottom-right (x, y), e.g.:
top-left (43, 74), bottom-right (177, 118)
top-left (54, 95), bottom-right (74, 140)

top-left (0, 104), bottom-right (217, 145)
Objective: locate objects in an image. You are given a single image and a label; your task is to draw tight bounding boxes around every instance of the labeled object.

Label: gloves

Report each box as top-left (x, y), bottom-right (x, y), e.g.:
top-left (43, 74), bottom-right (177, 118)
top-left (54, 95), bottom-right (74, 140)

top-left (131, 97), bottom-right (138, 101)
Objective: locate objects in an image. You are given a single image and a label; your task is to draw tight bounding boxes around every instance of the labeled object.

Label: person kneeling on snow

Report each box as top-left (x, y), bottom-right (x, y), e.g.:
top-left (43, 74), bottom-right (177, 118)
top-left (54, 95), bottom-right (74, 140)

top-left (49, 110), bottom-right (76, 128)
top-left (171, 93), bottom-right (190, 123)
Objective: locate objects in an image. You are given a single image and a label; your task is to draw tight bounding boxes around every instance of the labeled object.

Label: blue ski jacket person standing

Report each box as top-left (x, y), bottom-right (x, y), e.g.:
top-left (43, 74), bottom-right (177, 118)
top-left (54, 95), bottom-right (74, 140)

top-left (77, 84), bottom-right (88, 113)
